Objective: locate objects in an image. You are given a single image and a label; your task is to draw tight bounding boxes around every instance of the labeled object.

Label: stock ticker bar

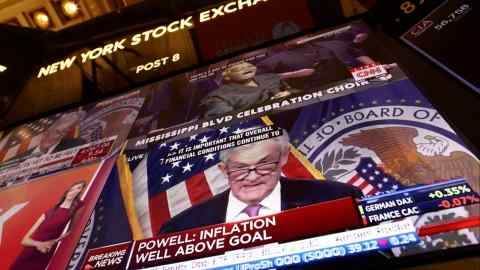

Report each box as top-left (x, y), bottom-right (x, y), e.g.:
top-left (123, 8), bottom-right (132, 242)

top-left (85, 220), bottom-right (417, 270)
top-left (359, 179), bottom-right (480, 224)
top-left (207, 231), bottom-right (418, 270)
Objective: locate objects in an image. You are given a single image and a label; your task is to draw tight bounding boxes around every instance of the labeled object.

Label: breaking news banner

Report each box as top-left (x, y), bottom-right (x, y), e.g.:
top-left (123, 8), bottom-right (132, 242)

top-left (0, 158), bottom-right (116, 270)
top-left (81, 220), bottom-right (418, 270)
top-left (0, 91), bottom-right (144, 189)
top-left (127, 21), bottom-right (398, 141)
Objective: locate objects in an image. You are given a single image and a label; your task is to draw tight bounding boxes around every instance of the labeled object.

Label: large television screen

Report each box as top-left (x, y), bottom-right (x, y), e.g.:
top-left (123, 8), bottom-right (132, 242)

top-left (62, 22), bottom-right (479, 270)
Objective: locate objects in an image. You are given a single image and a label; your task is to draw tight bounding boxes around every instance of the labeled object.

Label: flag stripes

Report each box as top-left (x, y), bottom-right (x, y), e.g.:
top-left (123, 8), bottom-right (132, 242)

top-left (185, 173), bottom-right (214, 206)
top-left (339, 170), bottom-right (379, 196)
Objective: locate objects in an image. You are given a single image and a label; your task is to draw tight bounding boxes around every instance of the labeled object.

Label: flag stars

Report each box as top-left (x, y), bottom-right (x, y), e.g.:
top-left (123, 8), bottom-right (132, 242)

top-left (415, 100), bottom-right (422, 104)
top-left (182, 162), bottom-right (193, 173)
top-left (377, 183), bottom-right (383, 189)
top-left (361, 169), bottom-right (367, 173)
top-left (204, 153), bottom-right (216, 162)
top-left (392, 184), bottom-right (399, 190)
top-left (161, 174), bottom-right (172, 184)
top-left (171, 161), bottom-right (181, 168)
top-left (372, 100), bottom-right (378, 105)
top-left (159, 142), bottom-right (167, 148)
top-left (382, 177), bottom-right (389, 182)
top-left (358, 102), bottom-right (364, 107)
top-left (189, 134), bottom-right (198, 141)
top-left (374, 170), bottom-right (380, 175)
top-left (386, 99), bottom-right (392, 103)
top-left (199, 136), bottom-right (210, 144)
top-left (367, 163), bottom-right (373, 168)
top-left (400, 99), bottom-right (406, 103)
top-left (170, 142), bottom-right (180, 150)
top-left (233, 128), bottom-right (242, 134)
top-left (369, 176), bottom-right (375, 181)
top-left (219, 127), bottom-right (229, 134)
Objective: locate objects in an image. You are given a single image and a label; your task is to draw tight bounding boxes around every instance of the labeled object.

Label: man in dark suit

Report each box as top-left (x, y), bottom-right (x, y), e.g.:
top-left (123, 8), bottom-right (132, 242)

top-left (12, 112), bottom-right (86, 162)
top-left (159, 128), bottom-right (361, 234)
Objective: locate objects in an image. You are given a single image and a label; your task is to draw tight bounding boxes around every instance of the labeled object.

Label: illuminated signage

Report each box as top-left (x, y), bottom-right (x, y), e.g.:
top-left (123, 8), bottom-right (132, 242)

top-left (36, 0), bottom-right (269, 79)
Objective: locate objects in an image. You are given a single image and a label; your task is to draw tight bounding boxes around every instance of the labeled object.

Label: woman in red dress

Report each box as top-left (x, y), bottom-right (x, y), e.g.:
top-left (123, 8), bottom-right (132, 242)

top-left (10, 181), bottom-right (86, 270)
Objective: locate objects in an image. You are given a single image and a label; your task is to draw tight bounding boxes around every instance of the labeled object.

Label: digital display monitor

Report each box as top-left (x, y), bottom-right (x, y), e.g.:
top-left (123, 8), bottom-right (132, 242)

top-left (59, 22), bottom-right (479, 270)
top-left (401, 0), bottom-right (479, 93)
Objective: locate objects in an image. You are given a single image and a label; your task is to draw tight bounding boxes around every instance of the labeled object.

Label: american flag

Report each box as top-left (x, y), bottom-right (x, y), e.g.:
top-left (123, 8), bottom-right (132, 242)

top-left (127, 124), bottom-right (319, 237)
top-left (337, 157), bottom-right (404, 197)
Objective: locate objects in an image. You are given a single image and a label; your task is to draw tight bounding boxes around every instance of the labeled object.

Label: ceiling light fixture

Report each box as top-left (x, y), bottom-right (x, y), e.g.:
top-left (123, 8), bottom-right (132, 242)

top-left (62, 0), bottom-right (80, 18)
top-left (33, 11), bottom-right (50, 29)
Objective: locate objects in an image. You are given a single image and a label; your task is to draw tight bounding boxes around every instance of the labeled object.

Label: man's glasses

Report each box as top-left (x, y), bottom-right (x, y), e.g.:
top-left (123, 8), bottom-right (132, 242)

top-left (226, 161), bottom-right (280, 182)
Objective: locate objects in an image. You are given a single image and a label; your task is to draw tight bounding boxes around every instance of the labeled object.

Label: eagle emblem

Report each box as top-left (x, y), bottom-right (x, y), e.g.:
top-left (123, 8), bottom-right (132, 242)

top-left (340, 126), bottom-right (480, 191)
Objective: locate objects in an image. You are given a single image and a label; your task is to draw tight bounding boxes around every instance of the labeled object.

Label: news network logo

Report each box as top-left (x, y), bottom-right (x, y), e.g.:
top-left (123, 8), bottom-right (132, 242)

top-left (409, 20), bottom-right (434, 37)
top-left (350, 64), bottom-right (387, 81)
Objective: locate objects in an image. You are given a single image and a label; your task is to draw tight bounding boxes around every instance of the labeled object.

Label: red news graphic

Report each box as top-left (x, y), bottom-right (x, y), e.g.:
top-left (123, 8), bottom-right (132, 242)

top-left (82, 197), bottom-right (360, 269)
top-left (71, 141), bottom-right (115, 166)
top-left (350, 63), bottom-right (387, 81)
top-left (409, 20), bottom-right (434, 37)
top-left (82, 243), bottom-right (131, 270)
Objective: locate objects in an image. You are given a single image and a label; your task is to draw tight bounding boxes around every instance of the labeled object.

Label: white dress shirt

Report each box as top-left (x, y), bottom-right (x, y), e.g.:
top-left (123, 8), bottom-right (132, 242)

top-left (225, 181), bottom-right (282, 222)
top-left (31, 141), bottom-right (60, 156)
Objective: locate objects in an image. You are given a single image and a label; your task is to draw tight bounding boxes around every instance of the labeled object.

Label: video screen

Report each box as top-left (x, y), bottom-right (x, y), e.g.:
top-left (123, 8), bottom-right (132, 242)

top-left (194, 0), bottom-right (315, 60)
top-left (65, 22), bottom-right (479, 270)
top-left (401, 0), bottom-right (479, 93)
top-left (0, 158), bottom-right (116, 270)
top-left (127, 21), bottom-right (397, 140)
top-left (0, 91), bottom-right (144, 189)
